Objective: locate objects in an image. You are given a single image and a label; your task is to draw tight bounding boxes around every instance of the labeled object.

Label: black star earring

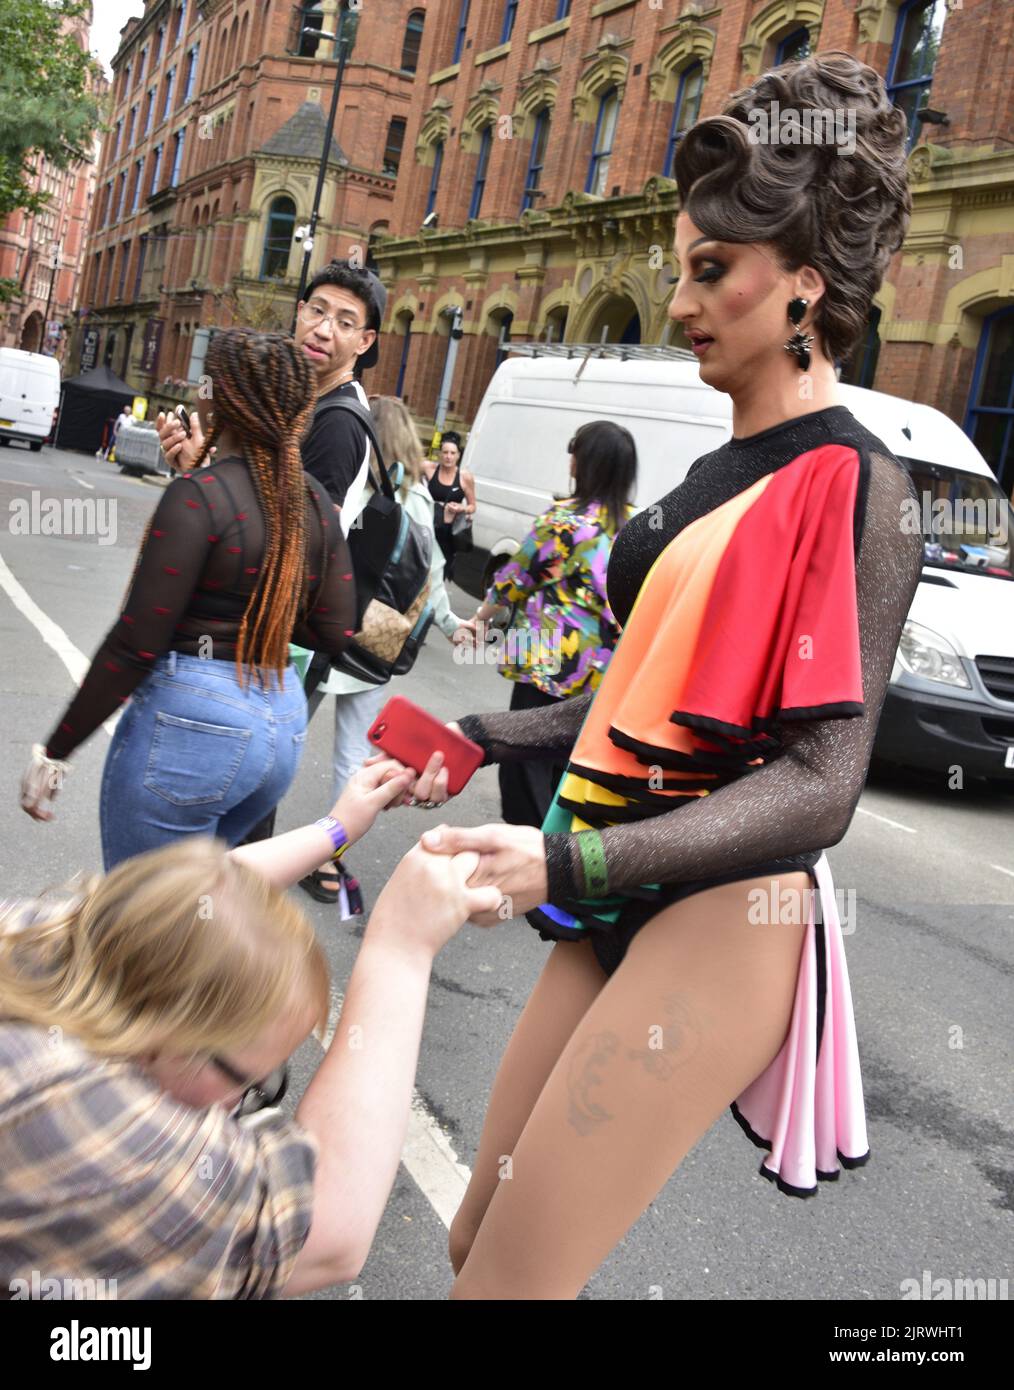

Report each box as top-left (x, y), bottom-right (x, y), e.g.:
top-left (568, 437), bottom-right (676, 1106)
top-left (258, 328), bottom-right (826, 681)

top-left (784, 297), bottom-right (814, 371)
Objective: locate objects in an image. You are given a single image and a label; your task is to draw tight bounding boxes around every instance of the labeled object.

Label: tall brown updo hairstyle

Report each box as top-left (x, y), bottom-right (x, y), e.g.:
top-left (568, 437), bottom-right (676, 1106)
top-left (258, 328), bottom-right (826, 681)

top-left (194, 330), bottom-right (317, 686)
top-left (673, 51), bottom-right (911, 365)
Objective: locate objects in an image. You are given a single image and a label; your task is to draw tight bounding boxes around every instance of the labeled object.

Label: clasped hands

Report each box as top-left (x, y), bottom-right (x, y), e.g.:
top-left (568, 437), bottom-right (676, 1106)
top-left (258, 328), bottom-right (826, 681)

top-left (366, 737), bottom-right (548, 927)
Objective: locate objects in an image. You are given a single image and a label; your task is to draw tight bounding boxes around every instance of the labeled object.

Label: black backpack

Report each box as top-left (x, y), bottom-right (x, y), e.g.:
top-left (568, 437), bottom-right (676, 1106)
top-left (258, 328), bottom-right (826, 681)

top-left (314, 396), bottom-right (434, 685)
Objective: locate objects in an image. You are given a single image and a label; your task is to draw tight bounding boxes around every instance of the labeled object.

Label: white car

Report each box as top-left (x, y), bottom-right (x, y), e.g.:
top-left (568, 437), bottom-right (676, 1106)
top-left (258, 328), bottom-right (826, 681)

top-left (463, 349), bottom-right (1014, 784)
top-left (0, 346), bottom-right (60, 451)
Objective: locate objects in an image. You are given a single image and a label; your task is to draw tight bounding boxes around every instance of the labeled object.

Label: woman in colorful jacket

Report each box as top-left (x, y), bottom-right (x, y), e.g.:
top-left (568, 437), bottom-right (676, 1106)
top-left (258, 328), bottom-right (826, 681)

top-left (467, 420), bottom-right (637, 828)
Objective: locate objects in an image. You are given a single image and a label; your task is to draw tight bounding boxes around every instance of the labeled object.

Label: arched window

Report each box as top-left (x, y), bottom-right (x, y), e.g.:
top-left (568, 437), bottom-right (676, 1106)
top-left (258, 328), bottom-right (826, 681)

top-left (774, 27), bottom-right (811, 66)
top-left (238, 12), bottom-right (249, 67)
top-left (586, 89), bottom-right (620, 196)
top-left (401, 10), bottom-right (425, 73)
top-left (521, 109), bottom-right (551, 212)
top-left (887, 0), bottom-right (948, 150)
top-left (468, 126), bottom-right (493, 220)
top-left (663, 62), bottom-right (703, 177)
top-left (965, 306), bottom-right (1014, 499)
top-left (493, 310), bottom-right (514, 370)
top-left (260, 195), bottom-right (296, 279)
top-left (395, 311), bottom-right (414, 397)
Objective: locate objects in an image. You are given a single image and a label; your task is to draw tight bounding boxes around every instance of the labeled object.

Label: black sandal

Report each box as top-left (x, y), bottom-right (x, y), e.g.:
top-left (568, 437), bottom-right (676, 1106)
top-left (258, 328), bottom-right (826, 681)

top-left (299, 865), bottom-right (341, 904)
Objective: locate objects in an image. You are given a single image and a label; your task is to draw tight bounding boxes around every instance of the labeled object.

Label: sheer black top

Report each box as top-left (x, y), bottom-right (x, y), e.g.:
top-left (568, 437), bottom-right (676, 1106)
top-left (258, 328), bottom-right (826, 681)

top-left (45, 456), bottom-right (355, 760)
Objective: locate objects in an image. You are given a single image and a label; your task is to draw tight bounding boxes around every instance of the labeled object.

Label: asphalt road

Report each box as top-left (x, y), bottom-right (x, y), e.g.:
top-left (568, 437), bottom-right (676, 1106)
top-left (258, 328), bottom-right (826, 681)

top-left (1, 441), bottom-right (1011, 1302)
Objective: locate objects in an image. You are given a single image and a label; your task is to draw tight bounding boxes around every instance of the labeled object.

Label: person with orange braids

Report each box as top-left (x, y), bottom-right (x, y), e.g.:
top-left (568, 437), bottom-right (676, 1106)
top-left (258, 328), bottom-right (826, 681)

top-left (19, 329), bottom-right (357, 871)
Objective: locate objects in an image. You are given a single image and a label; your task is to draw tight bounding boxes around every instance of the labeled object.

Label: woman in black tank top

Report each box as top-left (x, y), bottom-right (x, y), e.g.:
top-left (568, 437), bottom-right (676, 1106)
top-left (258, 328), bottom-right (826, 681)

top-left (426, 431), bottom-right (475, 581)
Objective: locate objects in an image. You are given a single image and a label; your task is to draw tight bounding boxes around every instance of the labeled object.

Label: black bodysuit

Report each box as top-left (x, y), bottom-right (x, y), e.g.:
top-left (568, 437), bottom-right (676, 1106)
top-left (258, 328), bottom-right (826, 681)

top-left (458, 406), bottom-right (923, 976)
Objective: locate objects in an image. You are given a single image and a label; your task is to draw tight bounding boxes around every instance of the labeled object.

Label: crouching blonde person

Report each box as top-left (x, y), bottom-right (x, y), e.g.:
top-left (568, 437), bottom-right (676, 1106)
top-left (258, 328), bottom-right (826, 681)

top-left (0, 756), bottom-right (499, 1300)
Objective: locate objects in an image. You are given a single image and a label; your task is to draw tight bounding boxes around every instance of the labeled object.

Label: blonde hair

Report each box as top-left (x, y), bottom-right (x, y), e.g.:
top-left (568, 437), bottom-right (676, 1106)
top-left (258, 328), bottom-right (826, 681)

top-left (0, 838), bottom-right (329, 1058)
top-left (367, 396), bottom-right (426, 500)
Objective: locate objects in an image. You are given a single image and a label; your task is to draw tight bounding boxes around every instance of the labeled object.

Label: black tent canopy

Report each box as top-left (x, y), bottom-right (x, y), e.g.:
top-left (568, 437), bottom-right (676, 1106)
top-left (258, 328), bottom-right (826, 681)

top-left (55, 364), bottom-right (139, 453)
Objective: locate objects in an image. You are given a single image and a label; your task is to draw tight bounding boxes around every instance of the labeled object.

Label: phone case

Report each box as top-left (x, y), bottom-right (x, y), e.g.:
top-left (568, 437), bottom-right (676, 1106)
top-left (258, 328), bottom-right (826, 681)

top-left (367, 695), bottom-right (484, 796)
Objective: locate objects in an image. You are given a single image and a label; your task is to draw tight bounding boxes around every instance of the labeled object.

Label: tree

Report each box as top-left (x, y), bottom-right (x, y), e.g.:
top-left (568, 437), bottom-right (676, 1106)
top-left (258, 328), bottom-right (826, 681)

top-left (0, 0), bottom-right (103, 220)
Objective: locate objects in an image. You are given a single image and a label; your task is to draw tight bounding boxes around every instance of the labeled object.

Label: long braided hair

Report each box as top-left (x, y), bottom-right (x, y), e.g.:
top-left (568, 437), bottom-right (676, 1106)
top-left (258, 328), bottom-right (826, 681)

top-left (193, 330), bottom-right (317, 687)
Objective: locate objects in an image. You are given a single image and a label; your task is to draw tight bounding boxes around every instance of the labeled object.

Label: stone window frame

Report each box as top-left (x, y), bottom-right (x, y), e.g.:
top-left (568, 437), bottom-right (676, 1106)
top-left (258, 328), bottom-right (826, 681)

top-left (738, 0), bottom-right (825, 80)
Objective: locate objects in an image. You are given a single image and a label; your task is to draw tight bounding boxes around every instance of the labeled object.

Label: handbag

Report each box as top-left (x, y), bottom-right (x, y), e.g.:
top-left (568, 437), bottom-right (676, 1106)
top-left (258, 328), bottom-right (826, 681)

top-left (450, 507), bottom-right (474, 553)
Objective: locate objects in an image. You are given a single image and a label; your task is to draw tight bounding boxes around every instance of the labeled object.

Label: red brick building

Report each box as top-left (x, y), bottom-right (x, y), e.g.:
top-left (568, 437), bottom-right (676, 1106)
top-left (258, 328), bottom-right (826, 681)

top-left (369, 0), bottom-right (1014, 500)
top-left (0, 4), bottom-right (105, 361)
top-left (72, 0), bottom-right (426, 411)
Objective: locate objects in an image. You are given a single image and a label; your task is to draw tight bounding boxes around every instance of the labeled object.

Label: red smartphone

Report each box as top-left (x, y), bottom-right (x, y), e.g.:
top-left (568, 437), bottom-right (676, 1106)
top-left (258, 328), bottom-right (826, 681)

top-left (367, 695), bottom-right (483, 797)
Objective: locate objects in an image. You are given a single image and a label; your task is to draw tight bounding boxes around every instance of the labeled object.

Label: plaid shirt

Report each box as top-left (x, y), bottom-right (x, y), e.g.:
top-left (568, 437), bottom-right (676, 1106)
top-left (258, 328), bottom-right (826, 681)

top-left (0, 1009), bottom-right (318, 1300)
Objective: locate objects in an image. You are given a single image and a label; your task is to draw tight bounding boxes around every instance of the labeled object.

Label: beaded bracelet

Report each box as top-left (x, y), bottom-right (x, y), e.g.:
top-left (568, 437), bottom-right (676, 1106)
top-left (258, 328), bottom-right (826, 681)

top-left (314, 816), bottom-right (350, 860)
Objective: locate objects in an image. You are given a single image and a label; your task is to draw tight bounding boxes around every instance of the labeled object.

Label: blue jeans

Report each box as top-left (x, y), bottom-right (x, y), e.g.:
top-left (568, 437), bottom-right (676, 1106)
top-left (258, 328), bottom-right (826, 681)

top-left (100, 651), bottom-right (307, 871)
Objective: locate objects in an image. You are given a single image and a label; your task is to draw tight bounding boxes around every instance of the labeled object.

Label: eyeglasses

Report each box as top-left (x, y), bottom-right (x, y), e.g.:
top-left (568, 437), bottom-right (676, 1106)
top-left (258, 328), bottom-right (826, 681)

top-left (299, 300), bottom-right (369, 335)
top-left (209, 1055), bottom-right (290, 1118)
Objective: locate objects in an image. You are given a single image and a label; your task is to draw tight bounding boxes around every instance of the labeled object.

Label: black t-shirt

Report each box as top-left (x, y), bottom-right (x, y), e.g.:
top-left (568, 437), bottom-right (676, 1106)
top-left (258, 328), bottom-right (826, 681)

top-left (300, 381), bottom-right (369, 508)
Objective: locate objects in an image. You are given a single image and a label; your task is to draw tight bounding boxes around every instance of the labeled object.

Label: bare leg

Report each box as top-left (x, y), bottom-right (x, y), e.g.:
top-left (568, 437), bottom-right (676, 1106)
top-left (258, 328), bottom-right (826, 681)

top-left (451, 872), bottom-right (811, 1299)
top-left (449, 937), bottom-right (608, 1272)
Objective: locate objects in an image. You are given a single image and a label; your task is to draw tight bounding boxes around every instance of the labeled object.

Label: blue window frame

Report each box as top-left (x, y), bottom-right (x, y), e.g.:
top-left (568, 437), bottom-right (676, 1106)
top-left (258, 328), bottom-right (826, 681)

top-left (774, 27), bottom-right (811, 66)
top-left (148, 144), bottom-right (163, 196)
top-left (131, 159), bottom-right (144, 212)
top-left (170, 130), bottom-right (185, 187)
top-left (425, 140), bottom-right (444, 219)
top-left (144, 89), bottom-right (155, 136)
top-left (663, 63), bottom-right (703, 177)
top-left (555, 1), bottom-right (571, 17)
top-left (112, 118), bottom-right (122, 160)
top-left (162, 68), bottom-right (176, 121)
top-left (965, 306), bottom-right (1014, 499)
top-left (126, 105), bottom-right (137, 149)
top-left (500, 0), bottom-right (518, 45)
top-left (469, 126), bottom-right (492, 219)
top-left (586, 89), bottom-right (619, 196)
top-left (521, 109), bottom-right (550, 212)
top-left (114, 171), bottom-right (127, 221)
top-left (452, 1), bottom-right (470, 63)
top-left (183, 45), bottom-right (200, 102)
top-left (887, 0), bottom-right (948, 151)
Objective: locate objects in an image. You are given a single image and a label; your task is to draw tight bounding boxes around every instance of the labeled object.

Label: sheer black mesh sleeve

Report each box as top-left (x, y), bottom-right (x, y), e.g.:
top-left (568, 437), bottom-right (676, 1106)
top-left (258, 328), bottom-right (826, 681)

top-left (44, 466), bottom-right (355, 761)
top-left (457, 689), bottom-right (595, 768)
top-left (544, 452), bottom-right (924, 900)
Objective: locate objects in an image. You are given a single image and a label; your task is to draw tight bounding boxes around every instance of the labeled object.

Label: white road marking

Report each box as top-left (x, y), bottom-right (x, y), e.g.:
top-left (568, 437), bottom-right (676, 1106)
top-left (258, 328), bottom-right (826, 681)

top-left (0, 550), bottom-right (120, 738)
top-left (68, 471), bottom-right (95, 490)
top-left (990, 864), bottom-right (1014, 880)
top-left (856, 806), bottom-right (917, 834)
top-left (311, 986), bottom-right (470, 1227)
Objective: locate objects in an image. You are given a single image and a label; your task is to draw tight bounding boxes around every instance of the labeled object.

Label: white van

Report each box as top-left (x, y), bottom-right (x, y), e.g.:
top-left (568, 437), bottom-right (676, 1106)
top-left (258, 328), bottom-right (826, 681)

top-left (462, 348), bottom-right (1014, 784)
top-left (0, 347), bottom-right (61, 451)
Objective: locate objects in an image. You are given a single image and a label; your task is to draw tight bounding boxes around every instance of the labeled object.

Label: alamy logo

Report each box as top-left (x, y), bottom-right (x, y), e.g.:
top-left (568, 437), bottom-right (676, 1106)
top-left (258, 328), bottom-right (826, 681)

top-left (900, 1270), bottom-right (1009, 1300)
top-left (747, 101), bottom-right (857, 156)
top-left (10, 1271), bottom-right (118, 1300)
top-left (8, 493), bottom-right (117, 545)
